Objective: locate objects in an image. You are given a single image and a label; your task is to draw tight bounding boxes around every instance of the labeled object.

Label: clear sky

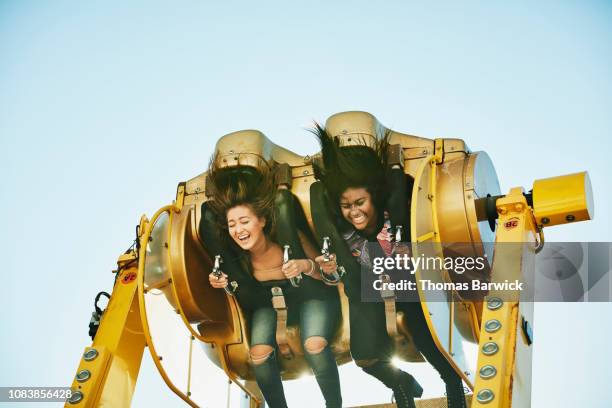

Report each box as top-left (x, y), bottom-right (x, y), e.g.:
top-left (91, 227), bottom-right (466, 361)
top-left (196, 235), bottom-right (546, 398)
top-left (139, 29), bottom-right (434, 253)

top-left (1, 1), bottom-right (611, 407)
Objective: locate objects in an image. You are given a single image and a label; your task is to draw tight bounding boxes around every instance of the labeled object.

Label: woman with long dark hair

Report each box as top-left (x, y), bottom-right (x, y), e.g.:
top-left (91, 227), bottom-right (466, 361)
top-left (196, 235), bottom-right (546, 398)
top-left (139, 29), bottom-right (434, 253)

top-left (312, 124), bottom-right (467, 408)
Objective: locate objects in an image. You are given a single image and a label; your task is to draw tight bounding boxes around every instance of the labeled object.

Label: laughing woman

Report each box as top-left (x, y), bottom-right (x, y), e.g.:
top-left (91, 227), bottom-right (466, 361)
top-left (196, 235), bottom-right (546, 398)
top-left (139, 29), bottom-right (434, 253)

top-left (312, 124), bottom-right (467, 408)
top-left (206, 157), bottom-right (342, 408)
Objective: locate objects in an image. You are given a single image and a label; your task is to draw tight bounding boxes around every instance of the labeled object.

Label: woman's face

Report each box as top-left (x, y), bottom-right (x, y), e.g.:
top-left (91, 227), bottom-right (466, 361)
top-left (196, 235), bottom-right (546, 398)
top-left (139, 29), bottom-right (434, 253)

top-left (339, 187), bottom-right (378, 233)
top-left (227, 205), bottom-right (267, 252)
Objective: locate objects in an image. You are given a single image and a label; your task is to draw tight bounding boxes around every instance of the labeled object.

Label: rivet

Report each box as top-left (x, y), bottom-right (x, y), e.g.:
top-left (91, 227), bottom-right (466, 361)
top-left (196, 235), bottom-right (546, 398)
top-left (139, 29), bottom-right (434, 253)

top-left (476, 389), bottom-right (495, 403)
top-left (68, 391), bottom-right (84, 404)
top-left (83, 349), bottom-right (98, 361)
top-left (566, 214), bottom-right (575, 222)
top-left (487, 297), bottom-right (503, 310)
top-left (303, 170), bottom-right (308, 175)
top-left (482, 342), bottom-right (499, 356)
top-left (479, 365), bottom-right (497, 379)
top-left (76, 369), bottom-right (91, 383)
top-left (541, 217), bottom-right (550, 225)
top-left (485, 319), bottom-right (502, 333)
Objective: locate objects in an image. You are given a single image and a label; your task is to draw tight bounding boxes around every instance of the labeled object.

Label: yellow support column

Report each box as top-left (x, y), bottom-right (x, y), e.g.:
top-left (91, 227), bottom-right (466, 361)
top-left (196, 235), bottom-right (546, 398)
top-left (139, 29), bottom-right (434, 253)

top-left (472, 188), bottom-right (537, 407)
top-left (65, 251), bottom-right (146, 407)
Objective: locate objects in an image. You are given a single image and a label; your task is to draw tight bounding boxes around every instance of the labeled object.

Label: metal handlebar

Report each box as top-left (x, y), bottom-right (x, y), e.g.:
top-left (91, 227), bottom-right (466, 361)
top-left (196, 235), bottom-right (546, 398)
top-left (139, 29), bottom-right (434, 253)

top-left (212, 254), bottom-right (238, 296)
top-left (319, 236), bottom-right (345, 285)
top-left (283, 245), bottom-right (302, 287)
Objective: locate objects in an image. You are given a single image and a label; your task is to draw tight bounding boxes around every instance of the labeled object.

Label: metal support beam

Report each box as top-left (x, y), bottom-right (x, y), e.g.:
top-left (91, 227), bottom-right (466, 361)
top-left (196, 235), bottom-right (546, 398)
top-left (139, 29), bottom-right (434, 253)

top-left (66, 252), bottom-right (146, 407)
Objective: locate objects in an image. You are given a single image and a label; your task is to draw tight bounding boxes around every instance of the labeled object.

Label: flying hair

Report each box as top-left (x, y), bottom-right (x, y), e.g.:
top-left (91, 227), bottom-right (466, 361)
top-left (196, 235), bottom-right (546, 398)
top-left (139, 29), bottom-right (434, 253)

top-left (206, 153), bottom-right (276, 235)
top-left (310, 122), bottom-right (391, 211)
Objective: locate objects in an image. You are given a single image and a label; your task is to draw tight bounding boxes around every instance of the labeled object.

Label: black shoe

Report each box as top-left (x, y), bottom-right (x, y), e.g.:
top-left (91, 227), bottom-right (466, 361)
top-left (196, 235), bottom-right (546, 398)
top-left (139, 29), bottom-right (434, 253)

top-left (392, 373), bottom-right (423, 408)
top-left (445, 380), bottom-right (467, 408)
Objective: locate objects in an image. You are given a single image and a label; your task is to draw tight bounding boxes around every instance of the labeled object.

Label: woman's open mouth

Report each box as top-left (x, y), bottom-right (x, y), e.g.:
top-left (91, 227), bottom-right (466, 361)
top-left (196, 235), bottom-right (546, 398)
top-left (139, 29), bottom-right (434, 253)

top-left (351, 213), bottom-right (367, 225)
top-left (237, 233), bottom-right (250, 244)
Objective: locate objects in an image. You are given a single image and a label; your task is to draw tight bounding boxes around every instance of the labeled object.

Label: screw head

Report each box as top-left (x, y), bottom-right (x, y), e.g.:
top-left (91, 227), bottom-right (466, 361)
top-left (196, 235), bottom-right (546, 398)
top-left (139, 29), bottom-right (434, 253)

top-left (476, 389), bottom-right (495, 403)
top-left (566, 214), bottom-right (575, 222)
top-left (83, 348), bottom-right (98, 361)
top-left (479, 365), bottom-right (497, 379)
top-left (487, 297), bottom-right (503, 311)
top-left (76, 369), bottom-right (91, 383)
top-left (482, 342), bottom-right (499, 356)
top-left (541, 217), bottom-right (550, 225)
top-left (485, 319), bottom-right (502, 333)
top-left (68, 391), bottom-right (84, 404)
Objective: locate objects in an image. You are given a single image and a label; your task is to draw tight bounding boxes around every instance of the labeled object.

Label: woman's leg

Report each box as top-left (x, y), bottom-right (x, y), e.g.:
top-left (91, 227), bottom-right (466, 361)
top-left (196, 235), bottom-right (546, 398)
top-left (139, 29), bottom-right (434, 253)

top-left (249, 307), bottom-right (288, 408)
top-left (399, 302), bottom-right (467, 408)
top-left (349, 300), bottom-right (422, 408)
top-left (299, 298), bottom-right (342, 408)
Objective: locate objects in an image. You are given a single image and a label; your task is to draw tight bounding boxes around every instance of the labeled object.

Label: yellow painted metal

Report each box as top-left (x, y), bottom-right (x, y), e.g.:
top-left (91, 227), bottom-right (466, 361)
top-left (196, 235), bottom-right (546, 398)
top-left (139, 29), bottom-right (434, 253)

top-left (471, 187), bottom-right (537, 408)
top-left (174, 182), bottom-right (186, 211)
top-left (532, 171), bottom-right (593, 227)
top-left (411, 154), bottom-right (478, 388)
top-left (65, 111), bottom-right (596, 407)
top-left (137, 206), bottom-right (199, 407)
top-left (66, 251), bottom-right (146, 408)
top-left (433, 138), bottom-right (444, 164)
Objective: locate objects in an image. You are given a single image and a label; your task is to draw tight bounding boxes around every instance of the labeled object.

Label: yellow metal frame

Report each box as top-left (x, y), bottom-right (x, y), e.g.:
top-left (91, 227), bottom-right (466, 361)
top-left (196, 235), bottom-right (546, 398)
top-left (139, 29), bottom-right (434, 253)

top-left (411, 151), bottom-right (478, 388)
top-left (66, 229), bottom-right (147, 407)
top-left (471, 188), bottom-right (538, 408)
top-left (136, 205), bottom-right (200, 407)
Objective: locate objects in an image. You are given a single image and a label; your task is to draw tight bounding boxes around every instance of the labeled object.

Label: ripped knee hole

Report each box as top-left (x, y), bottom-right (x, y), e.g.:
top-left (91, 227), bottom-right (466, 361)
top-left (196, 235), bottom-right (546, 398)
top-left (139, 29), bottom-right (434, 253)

top-left (304, 336), bottom-right (328, 355)
top-left (250, 345), bottom-right (274, 365)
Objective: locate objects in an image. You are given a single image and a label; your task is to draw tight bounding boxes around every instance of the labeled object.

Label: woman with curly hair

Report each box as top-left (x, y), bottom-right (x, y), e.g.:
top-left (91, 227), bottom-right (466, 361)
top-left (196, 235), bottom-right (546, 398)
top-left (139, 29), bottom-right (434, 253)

top-left (205, 154), bottom-right (342, 408)
top-left (312, 124), bottom-right (467, 408)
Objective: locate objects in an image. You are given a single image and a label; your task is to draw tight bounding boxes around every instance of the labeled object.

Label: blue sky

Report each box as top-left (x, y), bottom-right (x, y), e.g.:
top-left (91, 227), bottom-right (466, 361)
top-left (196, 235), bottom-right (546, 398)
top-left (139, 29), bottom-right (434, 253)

top-left (1, 1), bottom-right (611, 407)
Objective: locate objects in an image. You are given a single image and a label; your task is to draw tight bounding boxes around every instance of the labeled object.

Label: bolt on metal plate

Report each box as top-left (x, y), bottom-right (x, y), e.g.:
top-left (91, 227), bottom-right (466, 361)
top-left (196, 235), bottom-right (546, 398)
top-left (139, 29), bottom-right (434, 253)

top-left (76, 369), bottom-right (91, 383)
top-left (68, 391), bottom-right (84, 404)
top-left (479, 365), bottom-right (497, 379)
top-left (476, 389), bottom-right (495, 403)
top-left (487, 297), bottom-right (503, 310)
top-left (482, 342), bottom-right (499, 356)
top-left (83, 348), bottom-right (98, 361)
top-left (485, 319), bottom-right (502, 333)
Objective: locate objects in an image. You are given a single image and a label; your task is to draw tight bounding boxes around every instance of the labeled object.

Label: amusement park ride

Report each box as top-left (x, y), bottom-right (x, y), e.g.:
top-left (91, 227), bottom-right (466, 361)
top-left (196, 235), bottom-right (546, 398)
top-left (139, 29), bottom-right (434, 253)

top-left (65, 111), bottom-right (593, 408)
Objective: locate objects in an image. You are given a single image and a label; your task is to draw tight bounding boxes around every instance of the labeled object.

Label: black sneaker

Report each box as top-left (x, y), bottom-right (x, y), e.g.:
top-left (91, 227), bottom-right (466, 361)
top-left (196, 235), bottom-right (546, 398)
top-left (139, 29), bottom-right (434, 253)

top-left (445, 381), bottom-right (467, 408)
top-left (392, 373), bottom-right (423, 408)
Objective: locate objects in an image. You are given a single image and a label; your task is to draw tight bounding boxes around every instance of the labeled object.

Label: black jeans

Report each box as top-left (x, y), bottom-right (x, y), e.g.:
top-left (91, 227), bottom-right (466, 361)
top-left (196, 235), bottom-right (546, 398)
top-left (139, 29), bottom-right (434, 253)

top-left (250, 298), bottom-right (342, 408)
